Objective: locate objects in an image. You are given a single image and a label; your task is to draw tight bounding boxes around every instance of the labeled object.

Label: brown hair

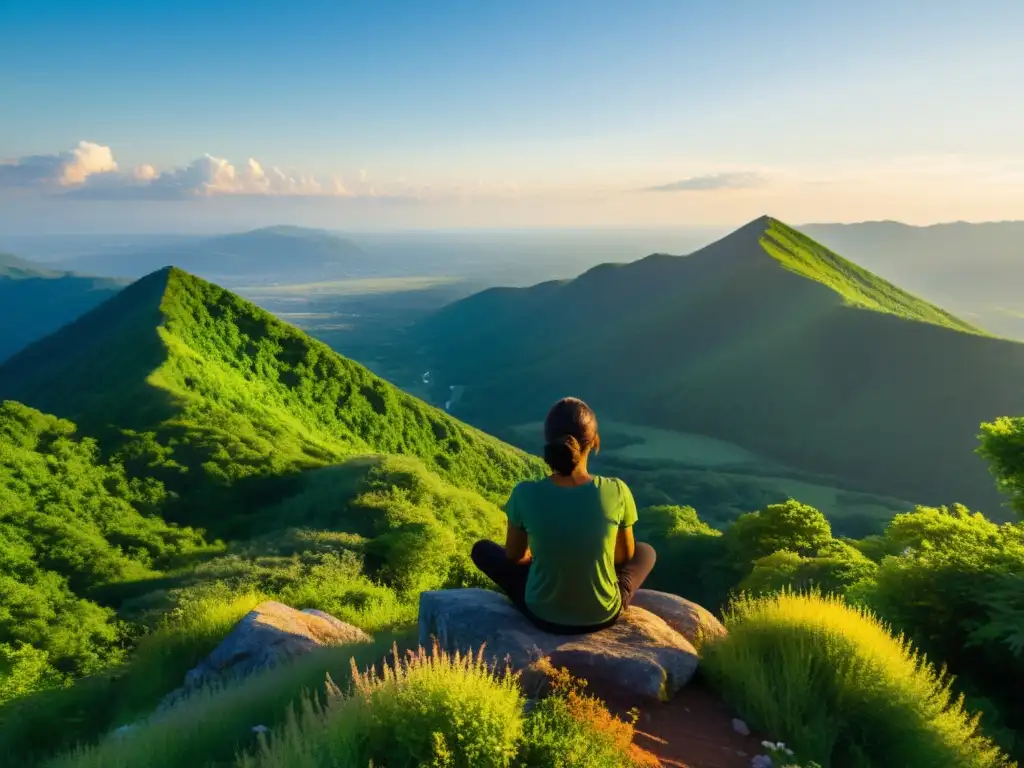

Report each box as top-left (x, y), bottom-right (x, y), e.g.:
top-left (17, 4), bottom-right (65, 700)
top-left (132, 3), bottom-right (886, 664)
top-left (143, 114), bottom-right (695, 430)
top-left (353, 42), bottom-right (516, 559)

top-left (543, 397), bottom-right (599, 476)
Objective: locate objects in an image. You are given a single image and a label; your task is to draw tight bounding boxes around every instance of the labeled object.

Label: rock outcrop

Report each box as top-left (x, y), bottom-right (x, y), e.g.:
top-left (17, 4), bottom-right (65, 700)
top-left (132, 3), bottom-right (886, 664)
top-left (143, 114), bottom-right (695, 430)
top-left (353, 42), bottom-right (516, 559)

top-left (418, 588), bottom-right (715, 701)
top-left (630, 590), bottom-right (727, 647)
top-left (159, 601), bottom-right (371, 710)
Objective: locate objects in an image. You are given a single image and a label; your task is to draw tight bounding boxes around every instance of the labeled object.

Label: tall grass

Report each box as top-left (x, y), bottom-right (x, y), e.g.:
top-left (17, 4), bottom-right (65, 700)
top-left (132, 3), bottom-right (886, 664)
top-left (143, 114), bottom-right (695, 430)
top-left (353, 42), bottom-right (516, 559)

top-left (699, 591), bottom-right (1013, 768)
top-left (0, 590), bottom-right (263, 765)
top-left (241, 643), bottom-right (525, 768)
top-left (47, 634), bottom-right (413, 768)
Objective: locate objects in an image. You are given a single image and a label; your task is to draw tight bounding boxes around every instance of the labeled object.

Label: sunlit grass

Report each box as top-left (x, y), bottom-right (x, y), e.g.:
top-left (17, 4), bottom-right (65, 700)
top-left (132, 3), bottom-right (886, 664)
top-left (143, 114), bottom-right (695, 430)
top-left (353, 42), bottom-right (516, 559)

top-left (699, 591), bottom-right (1012, 768)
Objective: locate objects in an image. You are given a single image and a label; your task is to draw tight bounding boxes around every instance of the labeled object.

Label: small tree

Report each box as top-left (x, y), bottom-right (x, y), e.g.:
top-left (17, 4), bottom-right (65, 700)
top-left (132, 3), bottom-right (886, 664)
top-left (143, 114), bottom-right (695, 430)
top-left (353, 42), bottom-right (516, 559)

top-left (979, 417), bottom-right (1024, 519)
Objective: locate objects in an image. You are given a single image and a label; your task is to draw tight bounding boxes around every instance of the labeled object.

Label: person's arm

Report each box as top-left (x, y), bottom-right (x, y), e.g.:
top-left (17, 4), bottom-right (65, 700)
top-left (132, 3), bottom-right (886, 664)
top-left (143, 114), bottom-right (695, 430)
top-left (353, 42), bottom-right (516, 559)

top-left (615, 478), bottom-right (640, 564)
top-left (503, 484), bottom-right (532, 564)
top-left (615, 526), bottom-right (635, 565)
top-left (505, 522), bottom-right (532, 565)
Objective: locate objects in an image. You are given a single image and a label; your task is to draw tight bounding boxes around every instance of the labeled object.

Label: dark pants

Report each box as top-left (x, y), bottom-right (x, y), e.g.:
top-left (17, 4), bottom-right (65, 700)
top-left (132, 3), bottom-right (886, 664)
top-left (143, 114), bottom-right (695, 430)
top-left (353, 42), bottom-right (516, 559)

top-left (470, 539), bottom-right (657, 635)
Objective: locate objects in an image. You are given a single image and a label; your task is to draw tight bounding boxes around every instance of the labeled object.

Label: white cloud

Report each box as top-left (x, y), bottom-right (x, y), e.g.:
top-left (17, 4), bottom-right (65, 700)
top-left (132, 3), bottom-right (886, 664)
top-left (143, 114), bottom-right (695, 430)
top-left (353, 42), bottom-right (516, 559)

top-left (133, 164), bottom-right (158, 181)
top-left (0, 141), bottom-right (118, 188)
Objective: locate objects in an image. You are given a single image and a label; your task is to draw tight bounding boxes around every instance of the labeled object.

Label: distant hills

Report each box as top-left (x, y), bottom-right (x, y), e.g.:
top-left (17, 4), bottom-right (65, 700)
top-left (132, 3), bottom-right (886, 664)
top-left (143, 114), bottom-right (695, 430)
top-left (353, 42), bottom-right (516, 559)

top-left (415, 216), bottom-right (1024, 514)
top-left (49, 225), bottom-right (367, 283)
top-left (0, 266), bottom-right (542, 536)
top-left (800, 220), bottom-right (1024, 340)
top-left (0, 253), bottom-right (127, 362)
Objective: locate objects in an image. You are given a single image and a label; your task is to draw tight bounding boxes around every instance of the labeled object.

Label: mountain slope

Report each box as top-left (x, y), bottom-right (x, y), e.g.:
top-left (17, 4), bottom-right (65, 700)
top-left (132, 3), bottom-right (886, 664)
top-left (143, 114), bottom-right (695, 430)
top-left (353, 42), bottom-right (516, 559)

top-left (0, 254), bottom-right (127, 362)
top-left (0, 267), bottom-right (543, 534)
top-left (799, 220), bottom-right (1024, 339)
top-left (415, 216), bottom-right (1024, 514)
top-left (54, 226), bottom-right (366, 281)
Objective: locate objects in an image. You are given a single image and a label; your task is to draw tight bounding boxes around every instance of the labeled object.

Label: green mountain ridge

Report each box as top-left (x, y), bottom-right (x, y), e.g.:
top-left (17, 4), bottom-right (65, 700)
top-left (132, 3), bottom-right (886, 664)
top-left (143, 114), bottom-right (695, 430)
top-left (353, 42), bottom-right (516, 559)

top-left (416, 215), bottom-right (1024, 514)
top-left (0, 266), bottom-right (543, 535)
top-left (758, 218), bottom-right (982, 332)
top-left (797, 219), bottom-right (1024, 339)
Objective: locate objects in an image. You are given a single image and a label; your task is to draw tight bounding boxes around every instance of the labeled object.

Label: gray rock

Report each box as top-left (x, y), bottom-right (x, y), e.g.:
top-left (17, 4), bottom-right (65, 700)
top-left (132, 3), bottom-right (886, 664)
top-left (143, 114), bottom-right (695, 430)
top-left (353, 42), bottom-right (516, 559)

top-left (160, 601), bottom-right (371, 710)
top-left (418, 588), bottom-right (700, 701)
top-left (733, 717), bottom-right (751, 735)
top-left (631, 589), bottom-right (728, 646)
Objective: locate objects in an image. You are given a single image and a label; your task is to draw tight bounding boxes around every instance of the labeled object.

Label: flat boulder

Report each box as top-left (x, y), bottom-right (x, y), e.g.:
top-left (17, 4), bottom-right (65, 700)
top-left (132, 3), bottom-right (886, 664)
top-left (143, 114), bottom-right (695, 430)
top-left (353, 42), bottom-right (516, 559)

top-left (630, 589), bottom-right (727, 647)
top-left (159, 601), bottom-right (371, 710)
top-left (418, 588), bottom-right (700, 701)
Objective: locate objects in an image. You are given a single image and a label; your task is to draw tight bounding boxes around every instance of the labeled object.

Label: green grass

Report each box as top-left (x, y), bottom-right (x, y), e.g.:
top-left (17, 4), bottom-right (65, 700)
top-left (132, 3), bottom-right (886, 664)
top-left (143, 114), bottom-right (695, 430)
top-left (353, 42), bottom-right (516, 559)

top-left (43, 634), bottom-right (414, 768)
top-left (699, 591), bottom-right (1012, 768)
top-left (0, 590), bottom-right (263, 764)
top-left (48, 641), bottom-right (647, 768)
top-left (760, 219), bottom-right (983, 334)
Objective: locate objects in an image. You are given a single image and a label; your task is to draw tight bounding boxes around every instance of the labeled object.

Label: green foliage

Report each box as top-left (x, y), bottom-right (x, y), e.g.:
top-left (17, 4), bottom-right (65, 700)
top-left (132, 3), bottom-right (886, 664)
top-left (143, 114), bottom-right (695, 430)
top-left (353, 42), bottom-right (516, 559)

top-left (44, 634), bottom-right (413, 768)
top-left (0, 643), bottom-right (68, 706)
top-left (0, 589), bottom-right (261, 763)
top-left (738, 541), bottom-right (878, 598)
top-left (241, 644), bottom-right (525, 768)
top-left (701, 591), bottom-right (1011, 768)
top-left (0, 267), bottom-right (544, 537)
top-left (517, 665), bottom-right (652, 768)
top-left (864, 506), bottom-right (1024, 755)
top-left (723, 500), bottom-right (834, 565)
top-left (979, 417), bottom-right (1024, 518)
top-left (0, 401), bottom-right (204, 681)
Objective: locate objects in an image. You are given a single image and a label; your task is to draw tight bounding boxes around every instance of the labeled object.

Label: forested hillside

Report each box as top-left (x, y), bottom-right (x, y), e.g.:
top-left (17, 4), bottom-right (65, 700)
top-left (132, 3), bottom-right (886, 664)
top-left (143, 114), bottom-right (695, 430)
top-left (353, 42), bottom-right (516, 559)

top-left (416, 216), bottom-right (1024, 514)
top-left (0, 266), bottom-right (543, 535)
top-left (0, 254), bottom-right (126, 362)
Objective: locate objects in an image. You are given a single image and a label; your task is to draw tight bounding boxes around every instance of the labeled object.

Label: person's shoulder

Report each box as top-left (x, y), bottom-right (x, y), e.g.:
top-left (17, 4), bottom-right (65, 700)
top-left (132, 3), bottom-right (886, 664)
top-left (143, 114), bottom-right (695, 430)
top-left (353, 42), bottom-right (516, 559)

top-left (511, 476), bottom-right (548, 496)
top-left (593, 475), bottom-right (632, 496)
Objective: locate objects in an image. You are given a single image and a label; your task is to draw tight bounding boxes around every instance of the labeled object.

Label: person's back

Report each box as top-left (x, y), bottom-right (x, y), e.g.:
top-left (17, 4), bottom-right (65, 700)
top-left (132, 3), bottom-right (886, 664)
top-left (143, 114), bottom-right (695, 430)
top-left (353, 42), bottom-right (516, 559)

top-left (507, 474), bottom-right (637, 626)
top-left (471, 396), bottom-right (656, 634)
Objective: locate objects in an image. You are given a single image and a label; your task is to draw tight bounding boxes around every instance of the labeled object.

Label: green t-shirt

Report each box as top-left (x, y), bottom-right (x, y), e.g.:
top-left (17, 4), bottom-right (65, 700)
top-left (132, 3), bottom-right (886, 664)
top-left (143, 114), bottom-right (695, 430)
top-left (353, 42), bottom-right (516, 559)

top-left (505, 475), bottom-right (639, 626)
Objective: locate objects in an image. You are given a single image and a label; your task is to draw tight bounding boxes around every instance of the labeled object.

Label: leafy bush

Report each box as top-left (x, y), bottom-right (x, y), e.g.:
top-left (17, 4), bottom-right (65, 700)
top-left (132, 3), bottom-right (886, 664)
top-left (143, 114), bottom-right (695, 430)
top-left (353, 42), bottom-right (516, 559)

top-left (518, 663), bottom-right (657, 768)
top-left (700, 591), bottom-right (1011, 768)
top-left (978, 417), bottom-right (1024, 518)
top-left (242, 644), bottom-right (525, 768)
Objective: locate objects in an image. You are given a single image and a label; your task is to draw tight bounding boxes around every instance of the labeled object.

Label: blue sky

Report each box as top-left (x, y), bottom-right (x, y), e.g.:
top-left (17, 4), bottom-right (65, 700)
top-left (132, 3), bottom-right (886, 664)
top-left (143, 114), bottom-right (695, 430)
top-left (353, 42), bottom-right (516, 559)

top-left (1, 0), bottom-right (1022, 231)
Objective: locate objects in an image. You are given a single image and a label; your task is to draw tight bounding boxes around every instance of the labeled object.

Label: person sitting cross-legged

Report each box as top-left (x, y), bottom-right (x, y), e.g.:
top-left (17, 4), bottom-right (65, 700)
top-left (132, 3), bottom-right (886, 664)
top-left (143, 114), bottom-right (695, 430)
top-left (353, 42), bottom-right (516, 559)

top-left (471, 396), bottom-right (656, 634)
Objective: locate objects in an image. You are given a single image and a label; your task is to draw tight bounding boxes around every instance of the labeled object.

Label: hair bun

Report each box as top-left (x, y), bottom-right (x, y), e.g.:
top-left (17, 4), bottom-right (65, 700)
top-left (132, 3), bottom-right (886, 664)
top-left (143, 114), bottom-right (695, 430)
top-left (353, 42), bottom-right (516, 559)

top-left (559, 434), bottom-right (582, 460)
top-left (543, 434), bottom-right (583, 476)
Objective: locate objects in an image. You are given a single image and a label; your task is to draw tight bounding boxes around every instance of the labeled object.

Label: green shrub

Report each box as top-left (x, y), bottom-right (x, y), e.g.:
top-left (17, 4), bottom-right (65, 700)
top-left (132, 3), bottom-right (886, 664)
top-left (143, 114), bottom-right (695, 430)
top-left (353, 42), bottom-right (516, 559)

top-left (45, 634), bottom-right (412, 768)
top-left (242, 644), bottom-right (525, 768)
top-left (700, 591), bottom-right (1011, 768)
top-left (518, 664), bottom-right (656, 768)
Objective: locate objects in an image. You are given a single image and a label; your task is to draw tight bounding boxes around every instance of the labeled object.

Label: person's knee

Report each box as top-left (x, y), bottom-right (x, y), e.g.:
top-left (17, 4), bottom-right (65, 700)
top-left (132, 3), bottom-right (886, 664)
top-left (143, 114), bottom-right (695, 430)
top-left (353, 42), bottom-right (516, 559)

top-left (635, 541), bottom-right (657, 566)
top-left (471, 539), bottom-right (499, 566)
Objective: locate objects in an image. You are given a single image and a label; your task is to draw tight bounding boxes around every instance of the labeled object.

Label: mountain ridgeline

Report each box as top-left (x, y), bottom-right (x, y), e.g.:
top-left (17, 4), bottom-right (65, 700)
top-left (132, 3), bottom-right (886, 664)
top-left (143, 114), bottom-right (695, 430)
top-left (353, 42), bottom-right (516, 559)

top-left (0, 253), bottom-right (127, 362)
top-left (416, 216), bottom-right (1024, 515)
top-left (800, 220), bottom-right (1024, 340)
top-left (0, 266), bottom-right (543, 536)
